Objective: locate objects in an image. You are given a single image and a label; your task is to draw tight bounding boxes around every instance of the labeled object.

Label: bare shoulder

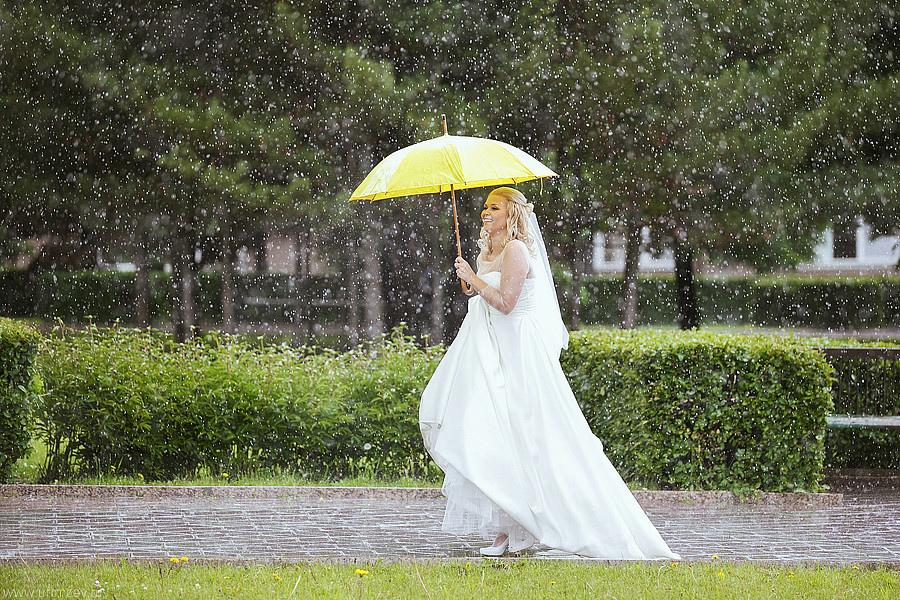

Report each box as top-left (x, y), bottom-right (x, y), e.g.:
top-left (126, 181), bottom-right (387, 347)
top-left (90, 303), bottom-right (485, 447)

top-left (505, 239), bottom-right (529, 256)
top-left (501, 240), bottom-right (532, 277)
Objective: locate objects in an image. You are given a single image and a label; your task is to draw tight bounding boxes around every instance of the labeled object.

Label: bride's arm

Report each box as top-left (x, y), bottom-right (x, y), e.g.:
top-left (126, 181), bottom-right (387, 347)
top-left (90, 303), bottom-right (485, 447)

top-left (454, 240), bottom-right (529, 315)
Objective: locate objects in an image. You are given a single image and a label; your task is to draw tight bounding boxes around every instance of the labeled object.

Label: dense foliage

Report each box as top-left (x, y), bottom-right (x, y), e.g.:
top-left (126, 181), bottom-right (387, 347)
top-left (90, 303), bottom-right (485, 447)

top-left (569, 274), bottom-right (900, 329)
top-left (6, 269), bottom-right (900, 334)
top-left (560, 329), bottom-right (834, 492)
top-left (826, 429), bottom-right (900, 471)
top-left (819, 340), bottom-right (900, 470)
top-left (28, 324), bottom-right (844, 491)
top-left (0, 268), bottom-right (347, 328)
top-left (0, 317), bottom-right (41, 482)
top-left (36, 326), bottom-right (443, 481)
top-left (1, 1), bottom-right (897, 342)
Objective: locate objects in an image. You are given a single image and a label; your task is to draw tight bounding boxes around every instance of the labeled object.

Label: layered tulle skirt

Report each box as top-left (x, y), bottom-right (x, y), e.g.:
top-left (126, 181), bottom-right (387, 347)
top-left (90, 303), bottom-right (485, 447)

top-left (420, 286), bottom-right (679, 559)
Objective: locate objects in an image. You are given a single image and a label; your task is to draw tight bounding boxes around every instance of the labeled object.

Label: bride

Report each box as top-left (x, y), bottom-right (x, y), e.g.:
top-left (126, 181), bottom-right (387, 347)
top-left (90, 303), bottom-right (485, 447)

top-left (419, 187), bottom-right (679, 559)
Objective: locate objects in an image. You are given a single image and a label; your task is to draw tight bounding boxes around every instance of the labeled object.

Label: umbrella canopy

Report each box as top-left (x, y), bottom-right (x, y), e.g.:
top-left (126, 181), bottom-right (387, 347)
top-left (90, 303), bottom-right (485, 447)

top-left (350, 118), bottom-right (557, 294)
top-left (350, 134), bottom-right (558, 201)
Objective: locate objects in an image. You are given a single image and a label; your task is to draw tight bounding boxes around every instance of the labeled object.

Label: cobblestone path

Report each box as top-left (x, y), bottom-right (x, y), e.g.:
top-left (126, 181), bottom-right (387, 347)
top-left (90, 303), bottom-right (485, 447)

top-left (1, 486), bottom-right (897, 564)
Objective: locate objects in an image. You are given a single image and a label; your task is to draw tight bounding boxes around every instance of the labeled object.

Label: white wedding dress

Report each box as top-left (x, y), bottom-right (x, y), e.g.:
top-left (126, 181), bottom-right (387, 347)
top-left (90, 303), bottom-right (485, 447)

top-left (419, 246), bottom-right (679, 559)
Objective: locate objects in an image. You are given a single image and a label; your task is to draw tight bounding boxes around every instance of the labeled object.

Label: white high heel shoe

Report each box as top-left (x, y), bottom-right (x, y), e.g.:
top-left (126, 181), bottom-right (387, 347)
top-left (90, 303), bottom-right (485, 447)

top-left (479, 535), bottom-right (509, 557)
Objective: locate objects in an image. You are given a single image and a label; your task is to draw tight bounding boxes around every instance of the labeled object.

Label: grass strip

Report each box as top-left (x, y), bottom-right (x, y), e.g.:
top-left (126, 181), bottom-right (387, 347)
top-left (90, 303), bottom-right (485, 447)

top-left (1, 561), bottom-right (897, 599)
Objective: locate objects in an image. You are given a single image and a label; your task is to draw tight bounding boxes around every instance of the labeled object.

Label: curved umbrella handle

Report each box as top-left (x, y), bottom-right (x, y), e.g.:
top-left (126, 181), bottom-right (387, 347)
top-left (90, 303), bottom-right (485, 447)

top-left (450, 185), bottom-right (476, 296)
top-left (460, 278), bottom-right (474, 296)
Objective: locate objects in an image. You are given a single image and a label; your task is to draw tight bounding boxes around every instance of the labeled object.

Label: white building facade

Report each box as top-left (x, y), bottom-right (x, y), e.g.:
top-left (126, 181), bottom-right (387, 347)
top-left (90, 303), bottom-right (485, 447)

top-left (592, 221), bottom-right (900, 275)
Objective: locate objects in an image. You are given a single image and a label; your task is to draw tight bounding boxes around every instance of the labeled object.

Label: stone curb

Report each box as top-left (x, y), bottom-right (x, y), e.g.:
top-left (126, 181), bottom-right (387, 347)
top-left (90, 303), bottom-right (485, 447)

top-left (0, 484), bottom-right (842, 508)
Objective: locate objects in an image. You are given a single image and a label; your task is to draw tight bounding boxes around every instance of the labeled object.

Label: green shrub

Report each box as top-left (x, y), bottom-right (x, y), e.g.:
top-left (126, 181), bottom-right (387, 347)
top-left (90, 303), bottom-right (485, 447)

top-left (812, 339), bottom-right (900, 470)
top-left (753, 276), bottom-right (886, 329)
top-left (0, 270), bottom-right (34, 317)
top-left (825, 429), bottom-right (900, 470)
top-left (337, 337), bottom-right (445, 478)
top-left (574, 276), bottom-right (678, 326)
top-left (0, 268), bottom-right (347, 327)
top-left (8, 268), bottom-right (899, 331)
top-left (569, 274), bottom-right (900, 329)
top-left (0, 318), bottom-right (41, 482)
top-left (560, 330), bottom-right (834, 492)
top-left (32, 271), bottom-right (137, 324)
top-left (885, 280), bottom-right (900, 328)
top-left (35, 326), bottom-right (442, 481)
top-left (697, 277), bottom-right (757, 324)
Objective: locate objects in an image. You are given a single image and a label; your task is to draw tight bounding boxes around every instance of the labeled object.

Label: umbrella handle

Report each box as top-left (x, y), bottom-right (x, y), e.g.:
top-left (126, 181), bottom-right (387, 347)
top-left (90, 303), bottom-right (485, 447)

top-left (450, 185), bottom-right (476, 296)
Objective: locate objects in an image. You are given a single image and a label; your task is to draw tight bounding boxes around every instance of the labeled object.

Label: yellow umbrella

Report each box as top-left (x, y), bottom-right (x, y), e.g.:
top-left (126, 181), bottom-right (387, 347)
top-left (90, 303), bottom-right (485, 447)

top-left (350, 117), bottom-right (557, 294)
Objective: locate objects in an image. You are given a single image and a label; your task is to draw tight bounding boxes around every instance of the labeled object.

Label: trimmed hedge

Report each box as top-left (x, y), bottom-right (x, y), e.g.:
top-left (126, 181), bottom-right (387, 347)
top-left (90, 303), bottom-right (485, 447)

top-left (567, 274), bottom-right (900, 329)
top-left (5, 268), bottom-right (900, 331)
top-left (0, 268), bottom-right (345, 326)
top-left (25, 325), bottom-right (859, 489)
top-left (36, 326), bottom-right (442, 481)
top-left (825, 429), bottom-right (900, 470)
top-left (560, 330), bottom-right (835, 492)
top-left (753, 277), bottom-right (887, 329)
top-left (0, 318), bottom-right (41, 482)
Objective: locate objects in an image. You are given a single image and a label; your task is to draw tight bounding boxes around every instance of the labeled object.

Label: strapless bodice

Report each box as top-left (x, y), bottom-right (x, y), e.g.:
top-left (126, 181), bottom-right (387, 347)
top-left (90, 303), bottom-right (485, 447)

top-left (477, 271), bottom-right (537, 317)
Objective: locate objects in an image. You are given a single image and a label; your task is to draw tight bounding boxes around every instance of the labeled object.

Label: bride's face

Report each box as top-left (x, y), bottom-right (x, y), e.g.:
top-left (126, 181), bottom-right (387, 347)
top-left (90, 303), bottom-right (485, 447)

top-left (481, 196), bottom-right (508, 236)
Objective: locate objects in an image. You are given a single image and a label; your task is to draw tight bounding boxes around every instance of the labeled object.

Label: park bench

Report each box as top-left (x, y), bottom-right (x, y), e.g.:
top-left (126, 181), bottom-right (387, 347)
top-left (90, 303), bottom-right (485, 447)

top-left (817, 347), bottom-right (900, 430)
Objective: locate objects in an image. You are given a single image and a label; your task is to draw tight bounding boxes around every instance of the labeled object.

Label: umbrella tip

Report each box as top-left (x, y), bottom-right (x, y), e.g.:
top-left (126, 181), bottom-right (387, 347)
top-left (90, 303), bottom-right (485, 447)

top-left (441, 114), bottom-right (448, 135)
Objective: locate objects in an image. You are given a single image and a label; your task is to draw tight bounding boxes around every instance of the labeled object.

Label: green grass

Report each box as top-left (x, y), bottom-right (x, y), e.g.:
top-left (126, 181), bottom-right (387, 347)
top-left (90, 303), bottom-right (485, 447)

top-left (0, 561), bottom-right (896, 599)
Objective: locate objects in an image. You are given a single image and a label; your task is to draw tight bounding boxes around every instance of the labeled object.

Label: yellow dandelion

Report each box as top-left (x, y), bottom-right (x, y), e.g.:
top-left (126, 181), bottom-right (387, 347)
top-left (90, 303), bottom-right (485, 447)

top-left (221, 472), bottom-right (229, 478)
top-left (355, 569), bottom-right (369, 577)
top-left (717, 571), bottom-right (725, 579)
top-left (169, 558), bottom-right (179, 563)
top-left (711, 554), bottom-right (719, 560)
top-left (138, 473), bottom-right (144, 480)
top-left (180, 556), bottom-right (189, 562)
top-left (273, 574), bottom-right (282, 581)
top-left (851, 566), bottom-right (860, 570)
top-left (549, 581), bottom-right (556, 585)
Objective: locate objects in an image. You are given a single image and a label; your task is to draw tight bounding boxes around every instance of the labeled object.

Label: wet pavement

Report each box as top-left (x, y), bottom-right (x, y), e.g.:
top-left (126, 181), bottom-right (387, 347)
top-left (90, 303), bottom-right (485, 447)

top-left (1, 484), bottom-right (898, 565)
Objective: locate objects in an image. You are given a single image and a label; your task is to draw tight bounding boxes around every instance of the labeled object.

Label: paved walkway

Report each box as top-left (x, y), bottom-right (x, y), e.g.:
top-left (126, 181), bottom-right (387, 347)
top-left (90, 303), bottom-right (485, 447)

top-left (1, 484), bottom-right (898, 565)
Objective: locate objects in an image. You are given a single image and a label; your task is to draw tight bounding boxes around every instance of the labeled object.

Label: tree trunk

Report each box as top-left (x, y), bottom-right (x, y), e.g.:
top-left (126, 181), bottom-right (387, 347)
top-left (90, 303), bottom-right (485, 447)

top-left (294, 227), bottom-right (313, 344)
top-left (347, 237), bottom-right (361, 347)
top-left (170, 235), bottom-right (186, 342)
top-left (570, 259), bottom-right (582, 332)
top-left (569, 231), bottom-right (593, 331)
top-left (221, 218), bottom-right (236, 335)
top-left (674, 226), bottom-right (701, 330)
top-left (253, 233), bottom-right (267, 272)
top-left (620, 212), bottom-right (643, 330)
top-left (361, 215), bottom-right (384, 340)
top-left (185, 227), bottom-right (199, 336)
top-left (429, 209), bottom-right (446, 344)
top-left (171, 225), bottom-right (197, 342)
top-left (134, 222), bottom-right (150, 328)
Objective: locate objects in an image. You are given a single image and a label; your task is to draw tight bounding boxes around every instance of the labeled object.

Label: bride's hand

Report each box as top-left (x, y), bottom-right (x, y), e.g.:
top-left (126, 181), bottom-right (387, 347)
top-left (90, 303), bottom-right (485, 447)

top-left (454, 257), bottom-right (476, 283)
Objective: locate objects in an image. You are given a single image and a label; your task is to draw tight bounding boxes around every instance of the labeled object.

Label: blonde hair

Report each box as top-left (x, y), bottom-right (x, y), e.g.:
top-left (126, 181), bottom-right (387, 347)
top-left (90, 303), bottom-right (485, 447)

top-left (478, 187), bottom-right (536, 258)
